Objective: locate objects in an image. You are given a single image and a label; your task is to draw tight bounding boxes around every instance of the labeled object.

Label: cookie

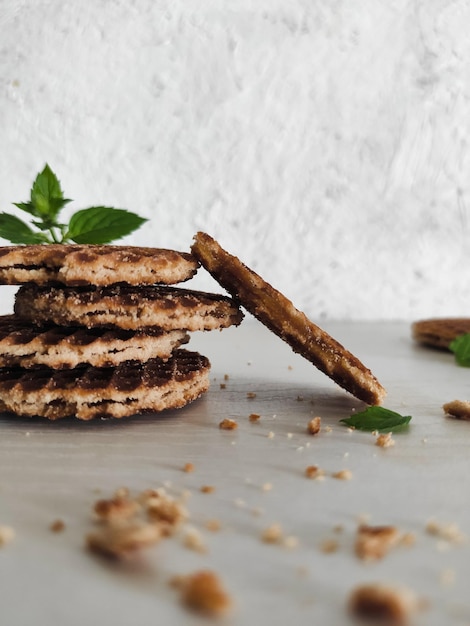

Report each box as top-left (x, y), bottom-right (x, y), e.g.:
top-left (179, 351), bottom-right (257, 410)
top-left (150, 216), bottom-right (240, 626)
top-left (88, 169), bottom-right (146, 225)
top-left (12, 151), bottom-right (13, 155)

top-left (412, 318), bottom-right (470, 350)
top-left (191, 232), bottom-right (386, 405)
top-left (0, 315), bottom-right (188, 369)
top-left (14, 284), bottom-right (243, 332)
top-left (0, 349), bottom-right (210, 420)
top-left (0, 244), bottom-right (198, 286)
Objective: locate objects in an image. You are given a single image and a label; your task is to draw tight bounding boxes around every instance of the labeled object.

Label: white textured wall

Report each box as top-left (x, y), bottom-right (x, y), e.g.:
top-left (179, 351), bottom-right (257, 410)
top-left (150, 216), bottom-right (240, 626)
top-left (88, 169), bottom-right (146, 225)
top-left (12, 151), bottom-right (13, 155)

top-left (2, 0), bottom-right (470, 320)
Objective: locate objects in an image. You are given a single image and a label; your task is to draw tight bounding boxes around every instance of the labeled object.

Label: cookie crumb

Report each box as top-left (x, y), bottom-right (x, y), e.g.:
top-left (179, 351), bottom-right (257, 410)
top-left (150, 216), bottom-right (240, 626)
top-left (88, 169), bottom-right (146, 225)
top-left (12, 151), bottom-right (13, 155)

top-left (86, 521), bottom-right (162, 558)
top-left (425, 519), bottom-right (466, 544)
top-left (307, 416), bottom-right (321, 435)
top-left (219, 418), bottom-right (238, 430)
top-left (50, 519), bottom-right (65, 533)
top-left (305, 465), bottom-right (325, 480)
top-left (183, 462), bottom-right (195, 473)
top-left (183, 526), bottom-right (206, 553)
top-left (348, 583), bottom-right (421, 624)
top-left (94, 494), bottom-right (140, 522)
top-left (0, 526), bottom-right (15, 546)
top-left (223, 374), bottom-right (229, 381)
top-left (355, 525), bottom-right (401, 561)
top-left (332, 469), bottom-right (353, 480)
top-left (200, 485), bottom-right (215, 494)
top-left (246, 392), bottom-right (257, 399)
top-left (283, 535), bottom-right (299, 549)
top-left (204, 519), bottom-right (221, 532)
top-left (219, 383), bottom-right (226, 390)
top-left (178, 570), bottom-right (232, 617)
top-left (261, 523), bottom-right (283, 544)
top-left (319, 538), bottom-right (339, 554)
top-left (267, 431), bottom-right (275, 439)
top-left (376, 432), bottom-right (395, 448)
top-left (443, 399), bottom-right (470, 420)
top-left (261, 482), bottom-right (273, 492)
top-left (249, 413), bottom-right (261, 423)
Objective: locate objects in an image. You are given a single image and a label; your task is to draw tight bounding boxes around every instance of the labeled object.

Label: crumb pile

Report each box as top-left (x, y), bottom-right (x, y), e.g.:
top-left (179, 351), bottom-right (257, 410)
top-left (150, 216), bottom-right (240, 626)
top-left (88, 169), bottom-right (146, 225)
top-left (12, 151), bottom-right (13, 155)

top-left (0, 244), bottom-right (242, 419)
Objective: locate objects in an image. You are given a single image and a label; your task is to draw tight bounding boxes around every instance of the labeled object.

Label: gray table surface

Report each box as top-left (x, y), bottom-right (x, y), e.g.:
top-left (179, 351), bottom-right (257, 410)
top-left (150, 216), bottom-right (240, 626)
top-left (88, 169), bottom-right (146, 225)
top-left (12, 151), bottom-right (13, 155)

top-left (1, 319), bottom-right (470, 626)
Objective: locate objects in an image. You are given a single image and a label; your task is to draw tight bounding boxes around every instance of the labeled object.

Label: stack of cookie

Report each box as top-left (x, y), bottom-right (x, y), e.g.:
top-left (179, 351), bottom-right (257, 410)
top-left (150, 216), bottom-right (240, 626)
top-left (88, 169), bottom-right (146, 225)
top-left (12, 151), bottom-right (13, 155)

top-left (0, 244), bottom-right (243, 420)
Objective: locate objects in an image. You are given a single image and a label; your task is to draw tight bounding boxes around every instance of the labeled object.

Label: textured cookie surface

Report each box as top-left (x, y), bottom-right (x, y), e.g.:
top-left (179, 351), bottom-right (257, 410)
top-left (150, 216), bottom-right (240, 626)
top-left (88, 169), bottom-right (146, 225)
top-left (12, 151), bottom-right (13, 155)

top-left (412, 318), bottom-right (470, 350)
top-left (0, 349), bottom-right (210, 420)
top-left (14, 284), bottom-right (243, 332)
top-left (0, 244), bottom-right (198, 286)
top-left (192, 231), bottom-right (386, 405)
top-left (0, 315), bottom-right (188, 369)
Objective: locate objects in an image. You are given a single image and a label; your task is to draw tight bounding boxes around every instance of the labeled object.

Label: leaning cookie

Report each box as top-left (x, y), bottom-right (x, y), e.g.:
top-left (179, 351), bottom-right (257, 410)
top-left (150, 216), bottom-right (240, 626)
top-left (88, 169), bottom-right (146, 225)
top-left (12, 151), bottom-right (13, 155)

top-left (0, 315), bottom-right (189, 369)
top-left (191, 232), bottom-right (386, 405)
top-left (412, 318), bottom-right (470, 350)
top-left (0, 244), bottom-right (198, 286)
top-left (14, 284), bottom-right (243, 332)
top-left (0, 349), bottom-right (210, 420)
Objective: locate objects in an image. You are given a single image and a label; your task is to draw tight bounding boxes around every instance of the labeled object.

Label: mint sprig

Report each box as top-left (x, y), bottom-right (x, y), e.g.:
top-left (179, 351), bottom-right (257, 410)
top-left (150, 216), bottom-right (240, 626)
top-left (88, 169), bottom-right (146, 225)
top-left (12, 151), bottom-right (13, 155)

top-left (449, 334), bottom-right (470, 367)
top-left (340, 406), bottom-right (412, 433)
top-left (0, 165), bottom-right (147, 244)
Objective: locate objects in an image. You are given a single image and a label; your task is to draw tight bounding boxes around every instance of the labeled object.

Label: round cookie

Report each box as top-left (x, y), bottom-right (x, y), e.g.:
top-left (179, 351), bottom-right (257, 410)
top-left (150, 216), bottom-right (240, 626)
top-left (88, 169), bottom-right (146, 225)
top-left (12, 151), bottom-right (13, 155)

top-left (412, 318), bottom-right (470, 350)
top-left (14, 284), bottom-right (243, 332)
top-left (0, 349), bottom-right (210, 420)
top-left (0, 244), bottom-right (199, 286)
top-left (191, 231), bottom-right (386, 405)
top-left (0, 315), bottom-right (189, 369)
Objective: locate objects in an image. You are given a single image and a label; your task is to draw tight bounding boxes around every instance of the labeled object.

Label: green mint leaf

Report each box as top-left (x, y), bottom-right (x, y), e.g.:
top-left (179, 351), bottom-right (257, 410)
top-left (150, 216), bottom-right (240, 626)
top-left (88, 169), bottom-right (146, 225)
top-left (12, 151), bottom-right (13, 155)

top-left (65, 207), bottom-right (148, 244)
top-left (0, 212), bottom-right (50, 244)
top-left (340, 406), bottom-right (412, 433)
top-left (13, 202), bottom-right (37, 216)
top-left (449, 334), bottom-right (470, 366)
top-left (30, 164), bottom-right (71, 219)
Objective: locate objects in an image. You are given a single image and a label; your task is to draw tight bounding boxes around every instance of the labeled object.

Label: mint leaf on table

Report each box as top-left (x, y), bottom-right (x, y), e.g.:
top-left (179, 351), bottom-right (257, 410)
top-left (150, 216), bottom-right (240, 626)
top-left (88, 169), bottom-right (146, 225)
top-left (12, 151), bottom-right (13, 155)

top-left (449, 334), bottom-right (470, 367)
top-left (340, 407), bottom-right (412, 433)
top-left (0, 164), bottom-right (147, 245)
top-left (65, 207), bottom-right (148, 244)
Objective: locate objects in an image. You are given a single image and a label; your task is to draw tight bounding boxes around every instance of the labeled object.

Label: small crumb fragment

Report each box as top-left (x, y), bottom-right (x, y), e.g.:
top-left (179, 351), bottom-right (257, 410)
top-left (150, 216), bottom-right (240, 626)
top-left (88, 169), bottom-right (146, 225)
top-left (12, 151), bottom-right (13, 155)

top-left (400, 532), bottom-right (416, 548)
top-left (224, 374), bottom-right (229, 381)
top-left (319, 538), bottom-right (339, 554)
top-left (296, 395), bottom-right (304, 402)
top-left (249, 413), bottom-right (261, 423)
top-left (332, 469), bottom-right (353, 481)
top-left (324, 426), bottom-right (333, 433)
top-left (50, 519), bottom-right (65, 533)
top-left (287, 432), bottom-right (293, 439)
top-left (144, 489), bottom-right (189, 532)
top-left (348, 583), bottom-right (422, 625)
top-left (183, 526), bottom-right (206, 553)
top-left (443, 399), bottom-right (470, 420)
top-left (307, 416), bottom-right (321, 435)
top-left (376, 432), bottom-right (395, 448)
top-left (204, 519), bottom-right (221, 532)
top-left (219, 383), bottom-right (226, 390)
top-left (305, 465), bottom-right (325, 480)
top-left (355, 525), bottom-right (401, 561)
top-left (261, 523), bottom-right (283, 544)
top-left (86, 521), bottom-right (162, 558)
top-left (0, 525), bottom-right (15, 546)
top-left (261, 482), bottom-right (273, 492)
top-left (178, 570), bottom-right (232, 617)
top-left (219, 418), bottom-right (238, 431)
top-left (425, 519), bottom-right (466, 544)
top-left (94, 494), bottom-right (140, 522)
top-left (200, 485), bottom-right (215, 494)
top-left (267, 431), bottom-right (275, 439)
top-left (183, 462), bottom-right (195, 473)
top-left (246, 392), bottom-right (257, 399)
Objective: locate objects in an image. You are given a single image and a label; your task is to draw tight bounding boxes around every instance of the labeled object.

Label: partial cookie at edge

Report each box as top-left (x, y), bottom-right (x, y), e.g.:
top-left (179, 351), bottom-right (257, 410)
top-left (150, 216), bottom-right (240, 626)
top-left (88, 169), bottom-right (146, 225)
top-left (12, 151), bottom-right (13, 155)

top-left (412, 318), bottom-right (470, 350)
top-left (191, 231), bottom-right (386, 405)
